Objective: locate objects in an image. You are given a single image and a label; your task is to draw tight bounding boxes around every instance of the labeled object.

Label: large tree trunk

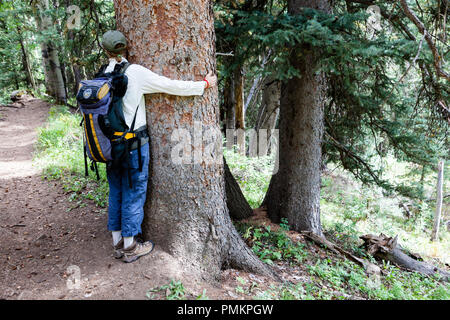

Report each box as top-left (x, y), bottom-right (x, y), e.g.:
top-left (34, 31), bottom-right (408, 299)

top-left (262, 0), bottom-right (330, 236)
top-left (114, 0), bottom-right (275, 281)
top-left (35, 0), bottom-right (67, 103)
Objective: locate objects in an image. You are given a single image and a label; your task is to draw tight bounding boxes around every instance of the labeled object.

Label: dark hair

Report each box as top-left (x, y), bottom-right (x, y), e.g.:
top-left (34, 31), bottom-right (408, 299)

top-left (105, 45), bottom-right (126, 58)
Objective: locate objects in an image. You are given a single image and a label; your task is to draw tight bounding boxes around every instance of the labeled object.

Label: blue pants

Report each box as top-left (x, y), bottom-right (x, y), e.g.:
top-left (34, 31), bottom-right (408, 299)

top-left (107, 142), bottom-right (149, 237)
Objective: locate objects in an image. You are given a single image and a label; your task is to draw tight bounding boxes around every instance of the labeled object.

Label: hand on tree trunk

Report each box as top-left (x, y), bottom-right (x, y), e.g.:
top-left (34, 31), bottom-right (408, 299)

top-left (204, 71), bottom-right (217, 89)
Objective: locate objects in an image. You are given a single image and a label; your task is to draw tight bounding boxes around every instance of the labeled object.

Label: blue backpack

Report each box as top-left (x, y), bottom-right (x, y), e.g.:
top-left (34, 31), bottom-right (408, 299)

top-left (76, 61), bottom-right (145, 187)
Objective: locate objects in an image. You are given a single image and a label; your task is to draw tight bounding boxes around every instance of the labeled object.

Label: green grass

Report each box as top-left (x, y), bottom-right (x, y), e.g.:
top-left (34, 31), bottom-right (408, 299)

top-left (145, 279), bottom-right (209, 300)
top-left (236, 223), bottom-right (450, 300)
top-left (224, 148), bottom-right (449, 300)
top-left (320, 170), bottom-right (450, 265)
top-left (305, 258), bottom-right (449, 300)
top-left (223, 147), bottom-right (449, 265)
top-left (34, 105), bottom-right (109, 208)
top-left (146, 279), bottom-right (187, 300)
top-left (235, 218), bottom-right (308, 265)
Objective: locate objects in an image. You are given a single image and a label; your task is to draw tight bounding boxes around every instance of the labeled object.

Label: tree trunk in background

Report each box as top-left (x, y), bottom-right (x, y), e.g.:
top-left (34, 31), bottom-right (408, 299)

top-left (244, 50), bottom-right (271, 115)
top-left (223, 74), bottom-right (235, 132)
top-left (35, 0), bottom-right (67, 103)
top-left (262, 0), bottom-right (330, 237)
top-left (234, 67), bottom-right (245, 155)
top-left (255, 77), bottom-right (280, 145)
top-left (114, 0), bottom-right (274, 281)
top-left (66, 0), bottom-right (82, 96)
top-left (17, 25), bottom-right (36, 92)
top-left (223, 76), bottom-right (253, 220)
top-left (224, 158), bottom-right (254, 220)
top-left (431, 160), bottom-right (444, 241)
top-left (67, 28), bottom-right (83, 96)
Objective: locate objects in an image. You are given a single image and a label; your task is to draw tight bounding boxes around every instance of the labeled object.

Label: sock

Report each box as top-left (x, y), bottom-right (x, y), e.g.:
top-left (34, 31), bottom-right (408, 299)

top-left (124, 236), bottom-right (134, 249)
top-left (112, 231), bottom-right (122, 246)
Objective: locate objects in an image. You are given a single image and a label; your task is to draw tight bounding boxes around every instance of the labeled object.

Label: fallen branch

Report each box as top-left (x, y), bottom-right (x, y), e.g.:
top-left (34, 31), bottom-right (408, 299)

top-left (302, 231), bottom-right (381, 276)
top-left (360, 233), bottom-right (450, 282)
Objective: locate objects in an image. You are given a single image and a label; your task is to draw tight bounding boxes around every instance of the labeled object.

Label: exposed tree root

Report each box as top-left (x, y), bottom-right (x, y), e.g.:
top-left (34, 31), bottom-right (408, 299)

top-left (302, 231), bottom-right (381, 276)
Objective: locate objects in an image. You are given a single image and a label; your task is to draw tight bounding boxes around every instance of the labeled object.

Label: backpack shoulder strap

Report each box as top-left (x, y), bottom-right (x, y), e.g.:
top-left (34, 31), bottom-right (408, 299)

top-left (119, 62), bottom-right (130, 74)
top-left (94, 63), bottom-right (109, 78)
top-left (118, 61), bottom-right (138, 131)
top-left (113, 61), bottom-right (130, 74)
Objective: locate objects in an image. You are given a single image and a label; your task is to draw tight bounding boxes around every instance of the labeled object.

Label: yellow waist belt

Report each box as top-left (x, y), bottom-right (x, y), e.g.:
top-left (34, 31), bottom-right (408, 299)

top-left (112, 132), bottom-right (136, 141)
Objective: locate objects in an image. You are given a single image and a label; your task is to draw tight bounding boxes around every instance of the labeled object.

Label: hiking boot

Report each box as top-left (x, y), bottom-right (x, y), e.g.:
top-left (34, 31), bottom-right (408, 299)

top-left (113, 238), bottom-right (124, 259)
top-left (121, 240), bottom-right (155, 263)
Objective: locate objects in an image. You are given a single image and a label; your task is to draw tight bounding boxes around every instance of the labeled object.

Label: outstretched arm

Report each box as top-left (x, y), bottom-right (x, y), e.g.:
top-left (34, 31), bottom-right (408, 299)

top-left (136, 65), bottom-right (217, 96)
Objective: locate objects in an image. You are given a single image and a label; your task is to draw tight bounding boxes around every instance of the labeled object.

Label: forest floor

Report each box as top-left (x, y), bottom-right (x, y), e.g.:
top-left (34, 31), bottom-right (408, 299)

top-left (0, 97), bottom-right (448, 300)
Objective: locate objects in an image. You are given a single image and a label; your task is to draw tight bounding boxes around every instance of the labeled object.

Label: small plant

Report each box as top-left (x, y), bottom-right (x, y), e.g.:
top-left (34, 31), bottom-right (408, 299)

top-left (236, 222), bottom-right (308, 265)
top-left (195, 289), bottom-right (209, 300)
top-left (280, 218), bottom-right (290, 231)
top-left (147, 279), bottom-right (186, 300)
top-left (234, 277), bottom-right (259, 296)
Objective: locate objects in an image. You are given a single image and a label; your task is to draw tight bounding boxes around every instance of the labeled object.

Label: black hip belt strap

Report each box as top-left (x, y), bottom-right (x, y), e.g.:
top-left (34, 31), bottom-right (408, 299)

top-left (129, 125), bottom-right (149, 150)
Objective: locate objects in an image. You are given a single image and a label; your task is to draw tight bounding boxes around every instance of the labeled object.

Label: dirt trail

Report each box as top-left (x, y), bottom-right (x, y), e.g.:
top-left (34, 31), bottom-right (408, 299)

top-left (0, 97), bottom-right (46, 178)
top-left (0, 97), bottom-right (240, 300)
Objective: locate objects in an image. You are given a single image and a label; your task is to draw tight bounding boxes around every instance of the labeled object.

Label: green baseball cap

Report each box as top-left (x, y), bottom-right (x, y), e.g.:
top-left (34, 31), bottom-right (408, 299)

top-left (101, 30), bottom-right (127, 54)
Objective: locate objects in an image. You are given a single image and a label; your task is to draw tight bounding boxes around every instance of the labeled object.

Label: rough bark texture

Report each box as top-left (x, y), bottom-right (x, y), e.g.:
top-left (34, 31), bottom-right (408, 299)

top-left (431, 160), bottom-right (444, 241)
top-left (114, 0), bottom-right (275, 281)
top-left (35, 0), bottom-right (66, 103)
top-left (255, 76), bottom-right (280, 144)
top-left (67, 23), bottom-right (82, 96)
top-left (262, 0), bottom-right (330, 236)
top-left (224, 157), bottom-right (254, 220)
top-left (223, 74), bottom-right (235, 131)
top-left (234, 67), bottom-right (245, 154)
top-left (17, 26), bottom-right (36, 92)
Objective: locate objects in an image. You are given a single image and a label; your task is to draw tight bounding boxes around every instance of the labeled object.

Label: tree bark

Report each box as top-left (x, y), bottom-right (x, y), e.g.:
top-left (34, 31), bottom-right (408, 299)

top-left (255, 76), bottom-right (280, 146)
top-left (16, 25), bottom-right (36, 92)
top-left (35, 0), bottom-right (67, 103)
top-left (67, 28), bottom-right (83, 96)
top-left (262, 0), bottom-right (330, 236)
top-left (234, 67), bottom-right (245, 155)
top-left (431, 160), bottom-right (444, 241)
top-left (114, 0), bottom-right (275, 281)
top-left (224, 157), bottom-right (254, 220)
top-left (223, 74), bottom-right (235, 131)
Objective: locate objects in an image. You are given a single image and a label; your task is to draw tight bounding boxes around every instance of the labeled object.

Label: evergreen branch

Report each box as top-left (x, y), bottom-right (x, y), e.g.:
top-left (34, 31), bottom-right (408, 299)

top-left (324, 129), bottom-right (383, 186)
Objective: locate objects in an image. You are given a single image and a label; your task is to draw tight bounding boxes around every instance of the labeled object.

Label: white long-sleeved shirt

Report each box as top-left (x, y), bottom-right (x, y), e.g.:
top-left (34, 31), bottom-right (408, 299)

top-left (104, 58), bottom-right (206, 130)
